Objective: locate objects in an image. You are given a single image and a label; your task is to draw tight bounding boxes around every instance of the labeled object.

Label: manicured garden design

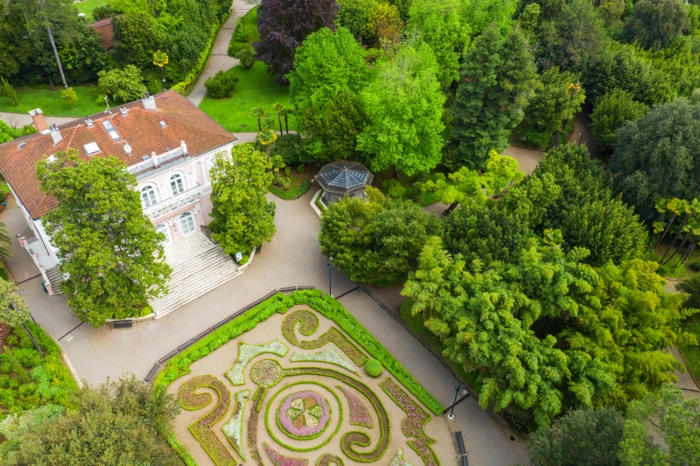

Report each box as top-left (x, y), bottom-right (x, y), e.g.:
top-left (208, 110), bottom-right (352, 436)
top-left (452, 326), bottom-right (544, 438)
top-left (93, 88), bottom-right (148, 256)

top-left (159, 290), bottom-right (451, 465)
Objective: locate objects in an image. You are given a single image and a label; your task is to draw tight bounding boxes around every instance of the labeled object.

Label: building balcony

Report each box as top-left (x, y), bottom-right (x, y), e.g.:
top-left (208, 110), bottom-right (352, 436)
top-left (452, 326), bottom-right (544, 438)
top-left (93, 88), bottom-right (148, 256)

top-left (143, 183), bottom-right (205, 219)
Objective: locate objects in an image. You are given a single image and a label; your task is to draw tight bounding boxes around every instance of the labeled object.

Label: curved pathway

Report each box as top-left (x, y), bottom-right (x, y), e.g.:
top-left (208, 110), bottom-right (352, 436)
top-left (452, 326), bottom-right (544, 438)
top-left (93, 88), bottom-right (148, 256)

top-left (187, 0), bottom-right (257, 106)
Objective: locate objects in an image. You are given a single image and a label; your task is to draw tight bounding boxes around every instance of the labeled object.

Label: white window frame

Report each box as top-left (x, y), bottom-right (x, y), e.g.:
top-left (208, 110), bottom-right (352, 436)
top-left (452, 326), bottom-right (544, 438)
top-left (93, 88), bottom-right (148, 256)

top-left (170, 173), bottom-right (185, 196)
top-left (155, 223), bottom-right (171, 245)
top-left (179, 211), bottom-right (196, 237)
top-left (141, 185), bottom-right (158, 208)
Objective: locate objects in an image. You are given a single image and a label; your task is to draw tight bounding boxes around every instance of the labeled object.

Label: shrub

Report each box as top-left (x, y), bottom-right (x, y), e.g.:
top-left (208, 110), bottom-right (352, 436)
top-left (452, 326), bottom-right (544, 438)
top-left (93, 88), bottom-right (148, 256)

top-left (228, 42), bottom-right (248, 57)
top-left (688, 260), bottom-right (700, 272)
top-left (60, 87), bottom-right (77, 107)
top-left (272, 134), bottom-right (306, 166)
top-left (297, 164), bottom-right (305, 174)
top-left (0, 77), bottom-right (18, 106)
top-left (204, 70), bottom-right (239, 98)
top-left (232, 23), bottom-right (254, 43)
top-left (92, 5), bottom-right (114, 21)
top-left (365, 359), bottom-right (383, 377)
top-left (97, 65), bottom-right (147, 104)
top-left (678, 273), bottom-right (700, 309)
top-left (521, 128), bottom-right (553, 150)
top-left (284, 166), bottom-right (291, 177)
top-left (381, 179), bottom-right (406, 199)
top-left (278, 176), bottom-right (292, 190)
top-left (236, 45), bottom-right (255, 69)
top-left (13, 348), bottom-right (41, 368)
top-left (299, 179), bottom-right (310, 196)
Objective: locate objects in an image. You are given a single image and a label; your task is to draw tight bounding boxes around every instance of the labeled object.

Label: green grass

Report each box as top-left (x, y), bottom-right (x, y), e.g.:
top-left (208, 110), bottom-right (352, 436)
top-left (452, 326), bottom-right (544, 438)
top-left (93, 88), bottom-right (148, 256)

top-left (0, 84), bottom-right (103, 118)
top-left (269, 172), bottom-right (310, 200)
top-left (198, 62), bottom-right (296, 133)
top-left (228, 7), bottom-right (259, 54)
top-left (679, 314), bottom-right (700, 386)
top-left (73, 0), bottom-right (111, 22)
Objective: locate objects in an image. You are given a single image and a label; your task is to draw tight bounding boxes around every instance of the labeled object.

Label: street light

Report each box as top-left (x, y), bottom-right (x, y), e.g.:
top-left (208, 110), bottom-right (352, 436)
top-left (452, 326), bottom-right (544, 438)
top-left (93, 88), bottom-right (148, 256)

top-left (447, 383), bottom-right (468, 420)
top-left (578, 131), bottom-right (583, 145)
top-left (328, 256), bottom-right (333, 298)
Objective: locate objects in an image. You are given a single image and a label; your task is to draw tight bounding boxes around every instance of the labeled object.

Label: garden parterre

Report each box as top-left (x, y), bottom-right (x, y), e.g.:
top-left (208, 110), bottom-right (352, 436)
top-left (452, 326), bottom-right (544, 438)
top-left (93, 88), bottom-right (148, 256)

top-left (161, 291), bottom-right (453, 465)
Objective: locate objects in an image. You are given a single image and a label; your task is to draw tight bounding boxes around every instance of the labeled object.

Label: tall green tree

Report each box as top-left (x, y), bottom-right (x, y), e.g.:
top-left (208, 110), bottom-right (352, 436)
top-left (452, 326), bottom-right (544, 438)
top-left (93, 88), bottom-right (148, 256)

top-left (611, 98), bottom-right (700, 221)
top-left (36, 150), bottom-right (171, 327)
top-left (210, 145), bottom-right (276, 256)
top-left (0, 280), bottom-right (30, 328)
top-left (0, 375), bottom-right (181, 466)
top-left (622, 0), bottom-right (689, 51)
top-left (319, 187), bottom-right (442, 285)
top-left (525, 67), bottom-right (586, 135)
top-left (357, 43), bottom-right (445, 176)
top-left (407, 0), bottom-right (470, 87)
top-left (452, 24), bottom-right (538, 168)
top-left (618, 385), bottom-right (700, 466)
top-left (528, 407), bottom-right (626, 466)
top-left (591, 89), bottom-right (649, 153)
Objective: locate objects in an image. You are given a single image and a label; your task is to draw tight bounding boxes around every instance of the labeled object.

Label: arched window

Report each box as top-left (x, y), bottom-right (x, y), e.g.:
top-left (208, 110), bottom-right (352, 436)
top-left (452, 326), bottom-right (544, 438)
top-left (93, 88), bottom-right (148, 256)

top-left (141, 185), bottom-right (157, 208)
top-left (155, 224), bottom-right (171, 245)
top-left (170, 173), bottom-right (185, 195)
top-left (179, 212), bottom-right (195, 236)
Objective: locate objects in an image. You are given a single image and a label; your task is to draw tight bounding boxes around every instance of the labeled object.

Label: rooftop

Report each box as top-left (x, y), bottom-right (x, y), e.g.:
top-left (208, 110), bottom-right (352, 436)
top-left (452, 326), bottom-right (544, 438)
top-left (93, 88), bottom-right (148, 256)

top-left (316, 161), bottom-right (373, 194)
top-left (0, 90), bottom-right (236, 219)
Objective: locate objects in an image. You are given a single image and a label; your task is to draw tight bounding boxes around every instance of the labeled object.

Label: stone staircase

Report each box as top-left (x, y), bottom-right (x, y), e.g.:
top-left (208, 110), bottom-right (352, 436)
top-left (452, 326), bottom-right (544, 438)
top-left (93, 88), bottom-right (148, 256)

top-left (45, 266), bottom-right (64, 295)
top-left (151, 232), bottom-right (242, 318)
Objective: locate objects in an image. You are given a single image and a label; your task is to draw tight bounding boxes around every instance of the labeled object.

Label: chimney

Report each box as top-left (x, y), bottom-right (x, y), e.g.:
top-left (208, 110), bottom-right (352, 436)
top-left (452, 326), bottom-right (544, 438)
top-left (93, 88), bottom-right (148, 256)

top-left (142, 95), bottom-right (157, 111)
top-left (50, 124), bottom-right (62, 145)
top-left (29, 109), bottom-right (48, 133)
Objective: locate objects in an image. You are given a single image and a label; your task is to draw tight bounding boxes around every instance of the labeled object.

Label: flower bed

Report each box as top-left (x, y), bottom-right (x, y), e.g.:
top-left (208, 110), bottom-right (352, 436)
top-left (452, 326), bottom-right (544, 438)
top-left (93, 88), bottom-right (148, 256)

top-left (226, 340), bottom-right (288, 385)
top-left (279, 391), bottom-right (330, 439)
top-left (338, 385), bottom-right (373, 428)
top-left (290, 348), bottom-right (356, 373)
top-left (264, 443), bottom-right (308, 466)
top-left (388, 450), bottom-right (414, 466)
top-left (222, 389), bottom-right (250, 461)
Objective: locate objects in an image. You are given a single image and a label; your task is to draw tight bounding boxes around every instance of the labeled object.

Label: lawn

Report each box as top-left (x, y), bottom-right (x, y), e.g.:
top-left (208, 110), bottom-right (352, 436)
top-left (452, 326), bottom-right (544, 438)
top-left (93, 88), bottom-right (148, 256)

top-left (198, 62), bottom-right (296, 133)
top-left (269, 169), bottom-right (311, 200)
top-left (679, 314), bottom-right (700, 386)
top-left (72, 0), bottom-right (111, 22)
top-left (0, 84), bottom-right (103, 118)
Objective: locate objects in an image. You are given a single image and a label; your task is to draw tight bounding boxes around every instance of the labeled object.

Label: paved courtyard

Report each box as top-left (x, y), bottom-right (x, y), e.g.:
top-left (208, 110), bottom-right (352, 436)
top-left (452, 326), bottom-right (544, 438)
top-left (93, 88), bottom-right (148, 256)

top-left (1, 183), bottom-right (529, 465)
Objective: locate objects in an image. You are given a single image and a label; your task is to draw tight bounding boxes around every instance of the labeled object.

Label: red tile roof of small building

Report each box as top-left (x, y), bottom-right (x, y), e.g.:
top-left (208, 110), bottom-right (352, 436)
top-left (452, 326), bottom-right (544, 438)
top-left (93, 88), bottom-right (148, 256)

top-left (0, 90), bottom-right (236, 219)
top-left (89, 18), bottom-right (115, 49)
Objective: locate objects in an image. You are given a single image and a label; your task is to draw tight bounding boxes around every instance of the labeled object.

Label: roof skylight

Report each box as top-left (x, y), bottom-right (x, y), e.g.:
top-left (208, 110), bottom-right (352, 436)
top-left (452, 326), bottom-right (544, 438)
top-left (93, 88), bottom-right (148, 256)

top-left (84, 142), bottom-right (100, 156)
top-left (102, 120), bottom-right (120, 140)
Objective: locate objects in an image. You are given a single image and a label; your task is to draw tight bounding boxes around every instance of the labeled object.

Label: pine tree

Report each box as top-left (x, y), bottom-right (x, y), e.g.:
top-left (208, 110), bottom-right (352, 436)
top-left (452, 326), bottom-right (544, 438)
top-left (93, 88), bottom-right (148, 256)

top-left (452, 24), bottom-right (538, 169)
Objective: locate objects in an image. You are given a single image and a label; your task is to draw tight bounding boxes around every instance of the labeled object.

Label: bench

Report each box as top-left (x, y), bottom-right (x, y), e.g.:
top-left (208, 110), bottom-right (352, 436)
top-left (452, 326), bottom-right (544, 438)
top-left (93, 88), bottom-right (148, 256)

top-left (456, 431), bottom-right (466, 454)
top-left (112, 320), bottom-right (133, 329)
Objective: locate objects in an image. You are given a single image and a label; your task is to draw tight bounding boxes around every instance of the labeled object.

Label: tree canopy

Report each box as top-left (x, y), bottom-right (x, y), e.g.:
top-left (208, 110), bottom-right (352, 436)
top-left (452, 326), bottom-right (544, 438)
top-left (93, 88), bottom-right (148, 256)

top-left (0, 280), bottom-right (30, 328)
top-left (36, 150), bottom-right (171, 327)
top-left (210, 145), bottom-right (276, 257)
top-left (611, 98), bottom-right (700, 221)
top-left (622, 0), bottom-right (689, 51)
top-left (591, 89), bottom-right (649, 153)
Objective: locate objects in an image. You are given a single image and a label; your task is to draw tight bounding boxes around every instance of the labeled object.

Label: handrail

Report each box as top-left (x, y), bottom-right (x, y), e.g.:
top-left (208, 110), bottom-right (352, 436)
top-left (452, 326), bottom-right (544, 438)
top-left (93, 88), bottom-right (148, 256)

top-left (143, 183), bottom-right (204, 217)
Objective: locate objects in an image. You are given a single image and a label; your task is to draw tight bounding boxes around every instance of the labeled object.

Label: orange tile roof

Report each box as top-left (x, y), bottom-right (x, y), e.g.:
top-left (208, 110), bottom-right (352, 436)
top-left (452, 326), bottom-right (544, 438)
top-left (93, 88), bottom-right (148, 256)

top-left (0, 90), bottom-right (236, 219)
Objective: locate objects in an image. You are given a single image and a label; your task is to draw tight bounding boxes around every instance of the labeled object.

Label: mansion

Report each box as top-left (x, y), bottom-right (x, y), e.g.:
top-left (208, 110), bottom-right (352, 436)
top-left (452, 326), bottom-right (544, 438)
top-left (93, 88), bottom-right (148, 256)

top-left (0, 91), bottom-right (242, 317)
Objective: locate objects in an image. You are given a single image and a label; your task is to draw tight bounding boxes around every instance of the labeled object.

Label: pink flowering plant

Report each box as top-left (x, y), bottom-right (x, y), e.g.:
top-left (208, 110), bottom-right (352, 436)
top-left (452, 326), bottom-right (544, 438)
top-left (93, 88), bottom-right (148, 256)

top-left (338, 385), bottom-right (373, 428)
top-left (278, 390), bottom-right (331, 439)
top-left (263, 442), bottom-right (309, 466)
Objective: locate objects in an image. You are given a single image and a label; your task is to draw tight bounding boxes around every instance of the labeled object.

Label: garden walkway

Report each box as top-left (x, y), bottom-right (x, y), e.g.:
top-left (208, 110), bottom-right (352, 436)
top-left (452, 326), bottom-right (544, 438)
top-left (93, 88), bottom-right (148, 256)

top-left (0, 111), bottom-right (72, 128)
top-left (187, 0), bottom-right (257, 107)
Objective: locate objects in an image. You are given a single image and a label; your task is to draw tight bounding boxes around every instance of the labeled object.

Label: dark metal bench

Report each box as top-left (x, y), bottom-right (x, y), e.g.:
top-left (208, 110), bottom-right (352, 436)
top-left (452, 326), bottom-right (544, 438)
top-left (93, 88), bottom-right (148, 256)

top-left (112, 320), bottom-right (133, 329)
top-left (456, 431), bottom-right (466, 454)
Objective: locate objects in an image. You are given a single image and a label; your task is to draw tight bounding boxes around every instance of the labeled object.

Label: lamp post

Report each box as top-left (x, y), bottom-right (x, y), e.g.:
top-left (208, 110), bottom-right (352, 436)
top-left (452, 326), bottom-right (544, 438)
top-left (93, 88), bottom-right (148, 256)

top-left (328, 256), bottom-right (333, 298)
top-left (578, 131), bottom-right (583, 145)
top-left (447, 384), bottom-right (467, 420)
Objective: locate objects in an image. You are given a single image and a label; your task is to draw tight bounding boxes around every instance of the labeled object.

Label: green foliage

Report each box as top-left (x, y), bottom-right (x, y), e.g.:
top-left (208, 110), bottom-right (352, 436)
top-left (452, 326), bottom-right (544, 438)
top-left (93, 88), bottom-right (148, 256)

top-left (0, 375), bottom-right (181, 466)
top-left (210, 145), bottom-right (276, 255)
top-left (365, 359), bottom-right (383, 377)
top-left (59, 87), bottom-right (77, 107)
top-left (270, 134), bottom-right (306, 166)
top-left (407, 0), bottom-right (470, 87)
top-left (622, 0), bottom-right (690, 50)
top-left (234, 45), bottom-right (256, 69)
top-left (381, 179), bottom-right (406, 199)
top-left (319, 187), bottom-right (442, 285)
top-left (357, 43), bottom-right (445, 176)
top-left (582, 43), bottom-right (676, 106)
top-left (591, 89), bottom-right (649, 152)
top-left (36, 149), bottom-right (171, 327)
top-left (92, 5), bottom-right (115, 21)
top-left (618, 385), bottom-right (700, 466)
top-left (0, 280), bottom-right (29, 328)
top-left (402, 233), bottom-right (696, 427)
top-left (452, 24), bottom-right (538, 168)
top-left (0, 77), bottom-right (18, 106)
top-left (204, 69), bottom-right (239, 98)
top-left (525, 67), bottom-right (585, 134)
top-left (97, 65), bottom-right (147, 104)
top-left (611, 98), bottom-right (700, 221)
top-left (678, 273), bottom-right (700, 309)
top-left (528, 407), bottom-right (626, 466)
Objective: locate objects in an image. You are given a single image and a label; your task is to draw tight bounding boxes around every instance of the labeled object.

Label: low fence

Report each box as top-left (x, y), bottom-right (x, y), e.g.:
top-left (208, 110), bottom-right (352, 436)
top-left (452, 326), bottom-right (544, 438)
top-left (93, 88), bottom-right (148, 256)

top-left (144, 285), bottom-right (315, 382)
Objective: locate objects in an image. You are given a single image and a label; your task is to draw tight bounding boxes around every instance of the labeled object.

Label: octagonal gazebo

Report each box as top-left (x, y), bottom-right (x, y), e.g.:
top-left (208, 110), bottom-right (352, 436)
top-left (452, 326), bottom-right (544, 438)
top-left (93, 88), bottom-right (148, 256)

top-left (315, 160), bottom-right (374, 205)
